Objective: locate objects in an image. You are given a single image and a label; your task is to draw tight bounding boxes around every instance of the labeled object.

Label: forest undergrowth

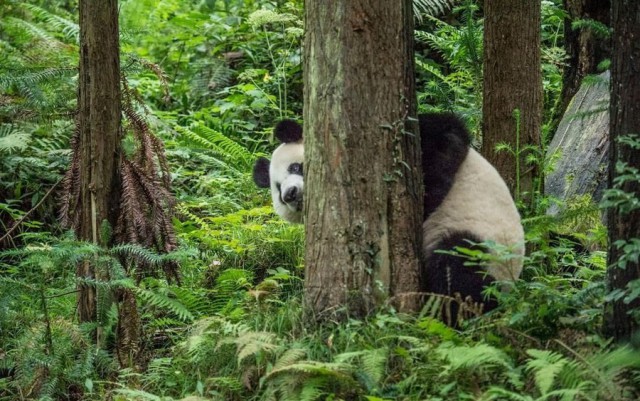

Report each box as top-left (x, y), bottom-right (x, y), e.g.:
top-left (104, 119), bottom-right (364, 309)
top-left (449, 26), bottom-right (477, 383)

top-left (0, 1), bottom-right (638, 400)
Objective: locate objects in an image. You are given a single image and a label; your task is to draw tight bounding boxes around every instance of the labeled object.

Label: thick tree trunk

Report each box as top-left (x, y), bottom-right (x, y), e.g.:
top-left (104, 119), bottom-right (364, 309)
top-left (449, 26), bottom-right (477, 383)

top-left (482, 0), bottom-right (542, 202)
top-left (303, 1), bottom-right (422, 319)
top-left (76, 0), bottom-right (122, 324)
top-left (555, 0), bottom-right (610, 128)
top-left (604, 0), bottom-right (640, 342)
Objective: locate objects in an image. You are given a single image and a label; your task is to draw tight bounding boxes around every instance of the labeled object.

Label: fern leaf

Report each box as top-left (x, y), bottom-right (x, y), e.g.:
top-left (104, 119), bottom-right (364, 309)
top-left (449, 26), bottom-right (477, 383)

top-left (438, 342), bottom-right (510, 369)
top-left (413, 0), bottom-right (457, 21)
top-left (273, 348), bottom-right (307, 370)
top-left (136, 287), bottom-right (195, 322)
top-left (0, 128), bottom-right (31, 153)
top-left (525, 349), bottom-right (568, 395)
top-left (175, 124), bottom-right (252, 168)
top-left (232, 331), bottom-right (279, 364)
top-left (22, 3), bottom-right (79, 43)
top-left (335, 348), bottom-right (388, 386)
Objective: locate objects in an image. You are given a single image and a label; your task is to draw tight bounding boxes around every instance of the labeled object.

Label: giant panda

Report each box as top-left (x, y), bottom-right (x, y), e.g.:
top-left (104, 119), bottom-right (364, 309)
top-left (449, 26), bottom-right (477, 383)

top-left (253, 120), bottom-right (305, 224)
top-left (253, 113), bottom-right (525, 321)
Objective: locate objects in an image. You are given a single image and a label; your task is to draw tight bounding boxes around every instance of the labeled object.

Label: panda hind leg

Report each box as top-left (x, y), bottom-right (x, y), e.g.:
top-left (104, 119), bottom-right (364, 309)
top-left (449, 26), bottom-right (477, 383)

top-left (423, 231), bottom-right (498, 325)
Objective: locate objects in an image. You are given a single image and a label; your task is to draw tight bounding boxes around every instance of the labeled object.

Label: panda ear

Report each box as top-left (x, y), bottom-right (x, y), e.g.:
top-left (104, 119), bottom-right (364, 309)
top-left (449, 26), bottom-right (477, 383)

top-left (253, 157), bottom-right (271, 188)
top-left (274, 120), bottom-right (303, 143)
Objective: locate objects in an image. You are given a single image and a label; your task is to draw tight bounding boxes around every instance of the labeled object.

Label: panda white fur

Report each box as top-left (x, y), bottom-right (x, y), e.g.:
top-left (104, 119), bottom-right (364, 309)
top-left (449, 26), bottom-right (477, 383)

top-left (253, 113), bottom-right (524, 317)
top-left (253, 120), bottom-right (305, 224)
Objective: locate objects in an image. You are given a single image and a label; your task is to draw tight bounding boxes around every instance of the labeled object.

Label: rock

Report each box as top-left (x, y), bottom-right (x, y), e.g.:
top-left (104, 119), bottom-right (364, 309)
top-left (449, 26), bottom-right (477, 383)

top-left (545, 71), bottom-right (609, 216)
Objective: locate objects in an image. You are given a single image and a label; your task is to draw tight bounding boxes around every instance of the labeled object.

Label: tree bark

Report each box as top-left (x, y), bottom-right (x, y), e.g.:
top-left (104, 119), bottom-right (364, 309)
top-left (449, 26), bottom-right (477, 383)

top-left (482, 0), bottom-right (542, 202)
top-left (604, 0), bottom-right (640, 342)
top-left (555, 0), bottom-right (610, 129)
top-left (76, 0), bottom-right (122, 324)
top-left (303, 0), bottom-right (422, 319)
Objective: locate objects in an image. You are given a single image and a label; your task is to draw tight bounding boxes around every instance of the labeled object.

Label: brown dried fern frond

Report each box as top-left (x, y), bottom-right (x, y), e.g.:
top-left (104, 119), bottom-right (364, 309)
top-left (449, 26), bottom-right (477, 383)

top-left (59, 123), bottom-right (81, 229)
top-left (60, 76), bottom-right (179, 283)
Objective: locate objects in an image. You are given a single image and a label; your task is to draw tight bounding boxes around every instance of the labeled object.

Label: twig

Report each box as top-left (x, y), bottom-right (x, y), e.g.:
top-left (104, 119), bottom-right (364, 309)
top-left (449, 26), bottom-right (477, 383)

top-left (0, 179), bottom-right (62, 243)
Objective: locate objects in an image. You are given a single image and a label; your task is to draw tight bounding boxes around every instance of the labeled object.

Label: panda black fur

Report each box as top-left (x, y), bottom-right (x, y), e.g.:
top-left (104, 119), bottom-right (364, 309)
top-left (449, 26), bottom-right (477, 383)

top-left (253, 113), bottom-right (524, 318)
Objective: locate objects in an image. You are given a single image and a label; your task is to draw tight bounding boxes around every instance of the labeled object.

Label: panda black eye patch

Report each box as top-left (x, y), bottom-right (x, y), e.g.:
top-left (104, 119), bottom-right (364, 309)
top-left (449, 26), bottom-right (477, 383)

top-left (288, 162), bottom-right (303, 176)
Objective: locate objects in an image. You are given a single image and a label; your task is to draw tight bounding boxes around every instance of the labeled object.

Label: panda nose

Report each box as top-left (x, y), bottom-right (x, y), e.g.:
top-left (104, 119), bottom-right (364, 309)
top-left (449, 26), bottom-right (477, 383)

top-left (283, 186), bottom-right (299, 203)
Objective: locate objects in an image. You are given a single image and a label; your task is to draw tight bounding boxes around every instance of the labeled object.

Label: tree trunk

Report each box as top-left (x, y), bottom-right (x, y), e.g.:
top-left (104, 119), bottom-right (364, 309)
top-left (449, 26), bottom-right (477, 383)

top-left (303, 1), bottom-right (422, 319)
top-left (604, 0), bottom-right (640, 342)
top-left (482, 0), bottom-right (542, 203)
top-left (555, 0), bottom-right (610, 129)
top-left (76, 0), bottom-right (122, 325)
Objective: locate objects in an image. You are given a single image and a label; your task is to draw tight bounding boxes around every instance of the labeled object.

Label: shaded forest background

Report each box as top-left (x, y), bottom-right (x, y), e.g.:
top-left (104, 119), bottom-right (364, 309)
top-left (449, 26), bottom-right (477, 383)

top-left (0, 0), bottom-right (639, 400)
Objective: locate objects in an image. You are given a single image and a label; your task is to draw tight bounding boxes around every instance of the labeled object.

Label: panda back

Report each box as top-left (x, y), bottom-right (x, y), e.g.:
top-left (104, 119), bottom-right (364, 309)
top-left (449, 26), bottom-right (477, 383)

top-left (422, 148), bottom-right (525, 281)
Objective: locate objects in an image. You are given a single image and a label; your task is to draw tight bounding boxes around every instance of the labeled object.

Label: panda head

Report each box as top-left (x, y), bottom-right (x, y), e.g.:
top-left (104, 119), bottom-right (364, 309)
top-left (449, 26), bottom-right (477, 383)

top-left (253, 120), bottom-right (304, 223)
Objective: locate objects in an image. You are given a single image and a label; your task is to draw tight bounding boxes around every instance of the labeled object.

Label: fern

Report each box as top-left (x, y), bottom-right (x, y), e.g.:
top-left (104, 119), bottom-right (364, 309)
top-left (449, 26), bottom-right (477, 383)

top-left (4, 16), bottom-right (59, 47)
top-left (571, 18), bottom-right (611, 39)
top-left (8, 318), bottom-right (115, 400)
top-left (136, 286), bottom-right (195, 322)
top-left (175, 124), bottom-right (253, 169)
top-left (413, 0), bottom-right (458, 21)
top-left (525, 349), bottom-right (571, 395)
top-left (0, 67), bottom-right (77, 91)
top-left (229, 331), bottom-right (280, 364)
top-left (273, 348), bottom-right (307, 370)
top-left (0, 126), bottom-right (31, 153)
top-left (437, 342), bottom-right (522, 389)
top-left (22, 3), bottom-right (79, 43)
top-left (264, 360), bottom-right (358, 400)
top-left (334, 348), bottom-right (388, 388)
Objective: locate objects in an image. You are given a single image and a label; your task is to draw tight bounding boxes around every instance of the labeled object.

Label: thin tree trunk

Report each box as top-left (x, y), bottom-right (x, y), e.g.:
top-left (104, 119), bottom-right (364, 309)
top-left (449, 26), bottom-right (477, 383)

top-left (303, 1), bottom-right (422, 319)
top-left (482, 0), bottom-right (542, 203)
top-left (76, 0), bottom-right (122, 326)
top-left (604, 0), bottom-right (640, 342)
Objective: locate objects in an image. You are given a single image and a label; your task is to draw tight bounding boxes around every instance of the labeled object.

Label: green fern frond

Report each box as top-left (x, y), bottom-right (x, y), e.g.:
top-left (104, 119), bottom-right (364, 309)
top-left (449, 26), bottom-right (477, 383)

top-left (571, 19), bottom-right (611, 39)
top-left (483, 386), bottom-right (533, 401)
top-left (265, 360), bottom-right (356, 382)
top-left (437, 343), bottom-right (516, 378)
top-left (205, 376), bottom-right (244, 394)
top-left (110, 243), bottom-right (165, 268)
top-left (170, 285), bottom-right (216, 317)
top-left (177, 124), bottom-right (253, 168)
top-left (413, 0), bottom-right (457, 20)
top-left (230, 331), bottom-right (279, 364)
top-left (4, 16), bottom-right (61, 48)
top-left (11, 67), bottom-right (78, 85)
top-left (213, 268), bottom-right (254, 296)
top-left (22, 3), bottom-right (79, 43)
top-left (525, 349), bottom-right (569, 395)
top-left (136, 287), bottom-right (195, 322)
top-left (335, 348), bottom-right (388, 386)
top-left (273, 348), bottom-right (307, 370)
top-left (296, 377), bottom-right (326, 401)
top-left (0, 126), bottom-right (31, 153)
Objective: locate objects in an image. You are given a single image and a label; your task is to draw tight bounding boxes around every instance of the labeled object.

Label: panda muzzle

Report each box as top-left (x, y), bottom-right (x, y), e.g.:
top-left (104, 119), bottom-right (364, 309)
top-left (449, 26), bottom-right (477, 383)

top-left (282, 186), bottom-right (301, 204)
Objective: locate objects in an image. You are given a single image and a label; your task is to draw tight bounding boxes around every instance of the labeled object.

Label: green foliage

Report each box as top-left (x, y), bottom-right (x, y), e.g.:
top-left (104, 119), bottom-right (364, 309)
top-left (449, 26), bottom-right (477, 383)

top-left (175, 205), bottom-right (304, 293)
top-left (413, 0), bottom-right (458, 22)
top-left (571, 18), bottom-right (612, 39)
top-left (114, 299), bottom-right (640, 401)
top-left (2, 1), bottom-right (639, 400)
top-left (415, 0), bottom-right (483, 125)
top-left (601, 134), bottom-right (640, 320)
